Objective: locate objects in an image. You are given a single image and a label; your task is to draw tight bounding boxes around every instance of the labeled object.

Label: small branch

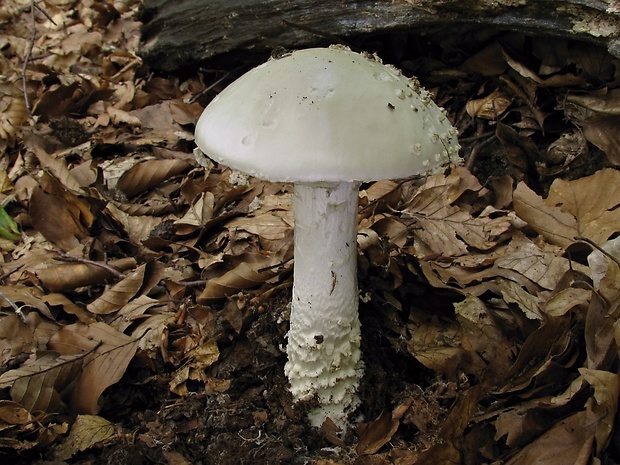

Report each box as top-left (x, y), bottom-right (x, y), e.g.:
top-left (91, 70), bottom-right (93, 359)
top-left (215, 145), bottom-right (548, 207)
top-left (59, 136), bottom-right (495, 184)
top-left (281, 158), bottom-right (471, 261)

top-left (0, 289), bottom-right (27, 323)
top-left (0, 265), bottom-right (24, 283)
top-left (22, 0), bottom-right (56, 118)
top-left (57, 251), bottom-right (127, 280)
top-left (22, 0), bottom-right (37, 118)
top-left (177, 279), bottom-right (208, 288)
top-left (574, 236), bottom-right (620, 269)
top-left (189, 67), bottom-right (242, 104)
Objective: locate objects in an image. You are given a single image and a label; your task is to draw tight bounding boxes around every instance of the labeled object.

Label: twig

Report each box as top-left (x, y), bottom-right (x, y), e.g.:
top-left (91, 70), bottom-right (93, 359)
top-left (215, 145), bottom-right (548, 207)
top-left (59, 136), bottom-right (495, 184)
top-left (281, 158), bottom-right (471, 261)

top-left (189, 66), bottom-right (244, 104)
top-left (0, 289), bottom-right (27, 323)
top-left (22, 0), bottom-right (37, 118)
top-left (22, 0), bottom-right (56, 118)
top-left (177, 279), bottom-right (208, 288)
top-left (0, 265), bottom-right (24, 283)
top-left (57, 251), bottom-right (127, 280)
top-left (574, 236), bottom-right (620, 269)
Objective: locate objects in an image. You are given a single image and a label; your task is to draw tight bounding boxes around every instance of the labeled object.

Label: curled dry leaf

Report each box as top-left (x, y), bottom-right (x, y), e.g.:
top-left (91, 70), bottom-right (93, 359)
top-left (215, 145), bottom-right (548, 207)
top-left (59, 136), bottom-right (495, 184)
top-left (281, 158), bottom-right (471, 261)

top-left (0, 284), bottom-right (54, 319)
top-left (31, 146), bottom-right (87, 194)
top-left (356, 399), bottom-right (412, 455)
top-left (405, 309), bottom-right (464, 378)
top-left (29, 170), bottom-right (96, 252)
top-left (116, 158), bottom-right (190, 197)
top-left (36, 256), bottom-right (137, 292)
top-left (0, 400), bottom-right (32, 426)
top-left (168, 340), bottom-right (229, 396)
top-left (580, 368), bottom-right (619, 455)
top-left (578, 114), bottom-right (620, 165)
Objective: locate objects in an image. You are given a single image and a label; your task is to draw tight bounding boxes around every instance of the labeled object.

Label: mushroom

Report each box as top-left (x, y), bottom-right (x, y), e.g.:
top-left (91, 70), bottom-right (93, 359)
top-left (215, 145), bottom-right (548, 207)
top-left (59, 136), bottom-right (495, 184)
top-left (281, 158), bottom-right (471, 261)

top-left (194, 45), bottom-right (460, 429)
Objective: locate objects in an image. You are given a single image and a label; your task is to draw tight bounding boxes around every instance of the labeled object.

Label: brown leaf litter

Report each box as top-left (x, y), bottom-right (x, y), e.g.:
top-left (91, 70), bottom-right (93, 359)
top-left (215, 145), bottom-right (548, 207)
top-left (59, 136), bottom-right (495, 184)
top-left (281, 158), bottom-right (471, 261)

top-left (0, 1), bottom-right (619, 464)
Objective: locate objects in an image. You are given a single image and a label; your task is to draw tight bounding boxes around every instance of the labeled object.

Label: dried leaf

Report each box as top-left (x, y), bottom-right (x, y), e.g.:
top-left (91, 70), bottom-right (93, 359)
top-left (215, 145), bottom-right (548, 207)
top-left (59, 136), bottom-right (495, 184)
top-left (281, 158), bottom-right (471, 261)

top-left (116, 158), bottom-right (190, 197)
top-left (494, 233), bottom-right (574, 291)
top-left (567, 88), bottom-right (620, 116)
top-left (585, 293), bottom-right (617, 370)
top-left (36, 257), bottom-right (137, 292)
top-left (29, 186), bottom-right (90, 251)
top-left (0, 314), bottom-right (35, 365)
top-left (198, 251), bottom-right (291, 302)
top-left (514, 169), bottom-right (620, 248)
top-left (466, 88), bottom-right (512, 119)
top-left (55, 414), bottom-right (115, 460)
top-left (406, 310), bottom-right (464, 378)
top-left (49, 322), bottom-right (139, 414)
top-left (504, 409), bottom-right (596, 465)
top-left (579, 114), bottom-right (620, 165)
top-left (403, 170), bottom-right (510, 257)
top-left (544, 288), bottom-right (592, 317)
top-left (0, 400), bottom-right (32, 426)
top-left (86, 264), bottom-right (145, 314)
top-left (0, 352), bottom-right (85, 412)
top-left (579, 368), bottom-right (619, 455)
top-left (0, 284), bottom-right (53, 319)
top-left (356, 410), bottom-right (400, 455)
top-left (0, 96), bottom-right (27, 146)
top-left (106, 105), bottom-right (142, 127)
top-left (169, 340), bottom-right (226, 396)
top-left (108, 294), bottom-right (166, 332)
top-left (31, 146), bottom-right (87, 195)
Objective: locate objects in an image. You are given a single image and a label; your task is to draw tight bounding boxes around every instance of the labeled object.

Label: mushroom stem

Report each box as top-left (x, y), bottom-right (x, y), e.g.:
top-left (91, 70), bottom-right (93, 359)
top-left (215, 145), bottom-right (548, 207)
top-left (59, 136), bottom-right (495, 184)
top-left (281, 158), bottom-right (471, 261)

top-left (285, 181), bottom-right (364, 429)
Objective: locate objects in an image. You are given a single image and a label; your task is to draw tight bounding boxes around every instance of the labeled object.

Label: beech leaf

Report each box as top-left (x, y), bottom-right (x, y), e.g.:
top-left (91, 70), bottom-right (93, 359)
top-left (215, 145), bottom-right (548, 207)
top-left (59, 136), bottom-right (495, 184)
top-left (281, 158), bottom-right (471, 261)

top-left (0, 352), bottom-right (85, 413)
top-left (86, 264), bottom-right (145, 315)
top-left (48, 322), bottom-right (138, 414)
top-left (116, 158), bottom-right (190, 197)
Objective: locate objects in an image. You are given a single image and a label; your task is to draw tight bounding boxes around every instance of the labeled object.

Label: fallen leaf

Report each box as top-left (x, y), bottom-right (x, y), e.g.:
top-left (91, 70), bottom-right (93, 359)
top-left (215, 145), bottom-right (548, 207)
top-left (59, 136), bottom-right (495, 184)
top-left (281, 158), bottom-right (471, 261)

top-left (579, 114), bottom-right (620, 165)
top-left (504, 409), bottom-right (596, 465)
top-left (580, 368), bottom-right (619, 455)
top-left (86, 264), bottom-right (145, 314)
top-left (116, 158), bottom-right (190, 197)
top-left (0, 352), bottom-right (85, 412)
top-left (198, 251), bottom-right (291, 302)
top-left (48, 322), bottom-right (139, 414)
top-left (466, 88), bottom-right (512, 119)
top-left (29, 186), bottom-right (90, 251)
top-left (54, 414), bottom-right (115, 460)
top-left (35, 256), bottom-right (137, 292)
top-left (567, 88), bottom-right (620, 116)
top-left (513, 168), bottom-right (620, 248)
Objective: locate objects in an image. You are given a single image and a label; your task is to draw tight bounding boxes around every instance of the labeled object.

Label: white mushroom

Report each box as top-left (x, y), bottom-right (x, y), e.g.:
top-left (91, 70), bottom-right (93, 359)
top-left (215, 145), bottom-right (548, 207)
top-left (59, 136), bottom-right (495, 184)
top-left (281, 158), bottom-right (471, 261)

top-left (194, 45), bottom-right (460, 430)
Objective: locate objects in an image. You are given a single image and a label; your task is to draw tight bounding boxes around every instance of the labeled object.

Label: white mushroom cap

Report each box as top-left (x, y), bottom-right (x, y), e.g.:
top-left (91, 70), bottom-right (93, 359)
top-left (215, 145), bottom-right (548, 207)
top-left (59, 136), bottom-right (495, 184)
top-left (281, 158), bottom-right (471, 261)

top-left (194, 45), bottom-right (460, 183)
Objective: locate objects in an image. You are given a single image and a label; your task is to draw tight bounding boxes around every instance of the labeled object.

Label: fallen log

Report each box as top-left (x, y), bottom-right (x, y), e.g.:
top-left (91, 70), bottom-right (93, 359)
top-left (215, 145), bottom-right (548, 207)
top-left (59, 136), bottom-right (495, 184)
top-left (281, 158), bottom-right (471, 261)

top-left (137, 0), bottom-right (620, 71)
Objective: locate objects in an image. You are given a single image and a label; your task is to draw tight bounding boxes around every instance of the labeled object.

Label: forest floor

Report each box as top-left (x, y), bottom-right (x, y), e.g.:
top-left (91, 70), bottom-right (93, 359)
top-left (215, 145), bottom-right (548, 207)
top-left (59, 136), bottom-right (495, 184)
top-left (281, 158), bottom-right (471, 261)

top-left (1, 1), bottom-right (620, 464)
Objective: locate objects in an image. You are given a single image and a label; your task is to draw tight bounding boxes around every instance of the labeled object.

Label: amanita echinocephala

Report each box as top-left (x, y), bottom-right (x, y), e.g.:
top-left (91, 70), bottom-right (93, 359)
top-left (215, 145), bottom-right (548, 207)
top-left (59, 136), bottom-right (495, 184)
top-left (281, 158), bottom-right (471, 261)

top-left (194, 45), bottom-right (460, 429)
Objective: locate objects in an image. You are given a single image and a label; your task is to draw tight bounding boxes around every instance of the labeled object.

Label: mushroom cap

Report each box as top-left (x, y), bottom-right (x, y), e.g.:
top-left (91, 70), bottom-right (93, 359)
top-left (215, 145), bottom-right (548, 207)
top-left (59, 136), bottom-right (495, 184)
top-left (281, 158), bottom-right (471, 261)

top-left (195, 46), bottom-right (460, 183)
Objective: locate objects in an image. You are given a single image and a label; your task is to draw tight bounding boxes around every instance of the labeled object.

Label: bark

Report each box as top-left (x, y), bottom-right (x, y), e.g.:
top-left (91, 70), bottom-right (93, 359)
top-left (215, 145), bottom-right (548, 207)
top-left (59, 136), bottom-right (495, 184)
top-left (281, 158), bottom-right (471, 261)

top-left (137, 0), bottom-right (620, 71)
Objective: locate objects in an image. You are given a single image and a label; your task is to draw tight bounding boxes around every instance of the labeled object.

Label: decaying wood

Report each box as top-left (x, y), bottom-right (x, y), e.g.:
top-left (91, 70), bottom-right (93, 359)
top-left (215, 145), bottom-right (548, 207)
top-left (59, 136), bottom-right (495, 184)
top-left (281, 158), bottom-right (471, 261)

top-left (137, 0), bottom-right (620, 71)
